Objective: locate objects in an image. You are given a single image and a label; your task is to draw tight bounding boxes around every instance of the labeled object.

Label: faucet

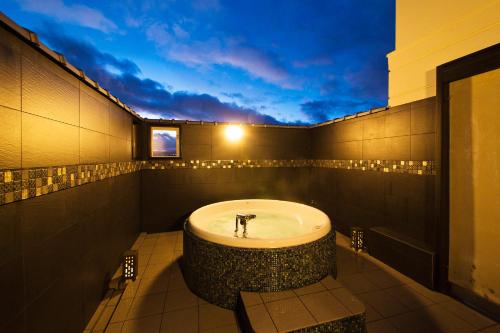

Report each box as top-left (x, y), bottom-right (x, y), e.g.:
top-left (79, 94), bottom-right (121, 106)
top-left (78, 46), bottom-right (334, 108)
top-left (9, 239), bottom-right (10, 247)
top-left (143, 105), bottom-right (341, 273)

top-left (234, 213), bottom-right (257, 238)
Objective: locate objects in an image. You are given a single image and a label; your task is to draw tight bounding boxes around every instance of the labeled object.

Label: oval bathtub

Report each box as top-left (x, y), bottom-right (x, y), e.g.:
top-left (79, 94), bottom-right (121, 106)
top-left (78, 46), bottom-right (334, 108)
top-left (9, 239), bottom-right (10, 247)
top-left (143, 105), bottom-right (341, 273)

top-left (182, 199), bottom-right (337, 309)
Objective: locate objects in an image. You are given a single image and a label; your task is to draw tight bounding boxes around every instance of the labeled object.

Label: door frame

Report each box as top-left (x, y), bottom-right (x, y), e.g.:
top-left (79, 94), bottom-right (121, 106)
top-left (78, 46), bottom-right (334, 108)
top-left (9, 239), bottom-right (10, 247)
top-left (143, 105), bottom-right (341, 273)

top-left (435, 43), bottom-right (500, 319)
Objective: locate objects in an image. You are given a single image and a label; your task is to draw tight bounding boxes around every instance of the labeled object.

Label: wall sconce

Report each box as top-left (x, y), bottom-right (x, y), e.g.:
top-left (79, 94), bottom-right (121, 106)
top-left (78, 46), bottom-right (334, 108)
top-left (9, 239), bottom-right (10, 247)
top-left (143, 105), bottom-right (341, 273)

top-left (350, 227), bottom-right (364, 252)
top-left (122, 250), bottom-right (138, 281)
top-left (225, 125), bottom-right (244, 142)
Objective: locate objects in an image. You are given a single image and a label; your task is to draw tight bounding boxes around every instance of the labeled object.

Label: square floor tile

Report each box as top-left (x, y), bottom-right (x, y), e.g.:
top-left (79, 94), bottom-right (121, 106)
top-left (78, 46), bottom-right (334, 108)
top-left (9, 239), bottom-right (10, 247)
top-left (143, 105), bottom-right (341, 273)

top-left (105, 322), bottom-right (124, 333)
top-left (320, 275), bottom-right (343, 290)
top-left (122, 314), bottom-right (162, 333)
top-left (160, 306), bottom-right (198, 333)
top-left (440, 299), bottom-right (496, 330)
top-left (300, 290), bottom-right (350, 323)
top-left (199, 303), bottom-right (237, 332)
top-left (294, 282), bottom-right (326, 296)
top-left (265, 297), bottom-right (316, 332)
top-left (127, 293), bottom-right (166, 319)
top-left (329, 288), bottom-right (365, 315)
top-left (384, 285), bottom-right (434, 310)
top-left (136, 277), bottom-right (169, 296)
top-left (260, 290), bottom-right (295, 303)
top-left (164, 288), bottom-right (198, 312)
top-left (240, 291), bottom-right (263, 307)
top-left (339, 272), bottom-right (380, 294)
top-left (366, 318), bottom-right (399, 333)
top-left (110, 298), bottom-right (133, 323)
top-left (245, 303), bottom-right (277, 333)
top-left (357, 290), bottom-right (410, 318)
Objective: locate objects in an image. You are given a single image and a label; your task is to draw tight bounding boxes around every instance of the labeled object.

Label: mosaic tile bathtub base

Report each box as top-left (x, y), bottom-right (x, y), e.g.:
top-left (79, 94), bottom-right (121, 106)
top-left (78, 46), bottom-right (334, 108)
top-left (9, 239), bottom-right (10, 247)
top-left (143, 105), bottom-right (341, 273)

top-left (182, 222), bottom-right (337, 309)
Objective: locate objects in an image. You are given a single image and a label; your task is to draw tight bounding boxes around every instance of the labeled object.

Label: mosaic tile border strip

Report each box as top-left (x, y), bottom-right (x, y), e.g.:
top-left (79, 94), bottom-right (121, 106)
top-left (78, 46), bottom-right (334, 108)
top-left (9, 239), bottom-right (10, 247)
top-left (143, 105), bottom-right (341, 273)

top-left (0, 161), bottom-right (143, 205)
top-left (143, 158), bottom-right (436, 175)
top-left (0, 159), bottom-right (435, 206)
top-left (182, 222), bottom-right (336, 309)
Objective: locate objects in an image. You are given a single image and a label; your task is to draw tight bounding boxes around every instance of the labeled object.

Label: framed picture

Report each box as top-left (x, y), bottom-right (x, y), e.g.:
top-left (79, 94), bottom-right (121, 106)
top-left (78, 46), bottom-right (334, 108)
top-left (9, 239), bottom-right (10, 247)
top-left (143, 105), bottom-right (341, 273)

top-left (150, 126), bottom-right (181, 158)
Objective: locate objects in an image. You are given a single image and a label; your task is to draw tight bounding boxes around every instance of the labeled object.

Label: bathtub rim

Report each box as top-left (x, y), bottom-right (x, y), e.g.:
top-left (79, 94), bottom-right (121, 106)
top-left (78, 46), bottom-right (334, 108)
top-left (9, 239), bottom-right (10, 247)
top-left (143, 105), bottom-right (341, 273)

top-left (188, 199), bottom-right (331, 248)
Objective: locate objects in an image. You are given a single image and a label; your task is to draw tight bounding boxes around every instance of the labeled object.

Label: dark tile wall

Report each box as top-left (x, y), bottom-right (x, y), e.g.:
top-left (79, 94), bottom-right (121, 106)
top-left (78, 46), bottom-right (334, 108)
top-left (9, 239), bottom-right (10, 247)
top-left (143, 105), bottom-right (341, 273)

top-left (309, 97), bottom-right (437, 248)
top-left (0, 173), bottom-right (141, 332)
top-left (142, 167), bottom-right (310, 232)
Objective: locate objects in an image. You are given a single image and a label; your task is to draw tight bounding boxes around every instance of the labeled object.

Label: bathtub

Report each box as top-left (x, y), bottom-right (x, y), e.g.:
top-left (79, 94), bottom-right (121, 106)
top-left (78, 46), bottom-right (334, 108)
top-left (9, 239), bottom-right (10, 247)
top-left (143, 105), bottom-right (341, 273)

top-left (188, 199), bottom-right (331, 248)
top-left (182, 199), bottom-right (337, 309)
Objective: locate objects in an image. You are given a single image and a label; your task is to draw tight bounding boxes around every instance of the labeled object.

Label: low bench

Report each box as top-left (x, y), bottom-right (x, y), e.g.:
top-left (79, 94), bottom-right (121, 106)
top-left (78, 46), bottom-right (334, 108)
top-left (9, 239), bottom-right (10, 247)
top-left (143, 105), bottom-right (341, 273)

top-left (238, 275), bottom-right (366, 333)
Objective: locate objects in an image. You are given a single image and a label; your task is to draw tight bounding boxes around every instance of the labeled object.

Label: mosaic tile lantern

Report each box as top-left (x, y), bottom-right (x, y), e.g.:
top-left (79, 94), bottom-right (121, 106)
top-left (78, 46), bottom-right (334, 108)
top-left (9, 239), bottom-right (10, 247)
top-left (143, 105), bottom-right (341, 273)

top-left (350, 227), bottom-right (364, 252)
top-left (122, 250), bottom-right (138, 281)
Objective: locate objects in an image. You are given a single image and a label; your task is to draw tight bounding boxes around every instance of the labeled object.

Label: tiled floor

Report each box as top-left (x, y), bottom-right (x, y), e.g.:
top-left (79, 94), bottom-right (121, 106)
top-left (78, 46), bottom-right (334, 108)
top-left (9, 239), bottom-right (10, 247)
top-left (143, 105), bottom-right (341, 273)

top-left (84, 231), bottom-right (499, 333)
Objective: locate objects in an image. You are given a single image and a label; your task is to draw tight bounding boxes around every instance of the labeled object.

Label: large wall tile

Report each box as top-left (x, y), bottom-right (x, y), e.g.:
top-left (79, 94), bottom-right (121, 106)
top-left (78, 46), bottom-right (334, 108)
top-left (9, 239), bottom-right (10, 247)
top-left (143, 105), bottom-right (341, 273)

top-left (385, 109), bottom-right (410, 137)
top-left (0, 106), bottom-right (21, 169)
top-left (363, 115), bottom-right (385, 140)
top-left (80, 128), bottom-right (110, 164)
top-left (333, 120), bottom-right (363, 142)
top-left (109, 104), bottom-right (132, 140)
top-left (387, 135), bottom-right (411, 160)
top-left (181, 144), bottom-right (212, 160)
top-left (109, 136), bottom-right (131, 162)
top-left (333, 141), bottom-right (362, 159)
top-left (22, 113), bottom-right (79, 168)
top-left (411, 99), bottom-right (436, 134)
top-left (0, 28), bottom-right (21, 110)
top-left (411, 133), bottom-right (435, 160)
top-left (21, 55), bottom-right (79, 126)
top-left (181, 124), bottom-right (212, 145)
top-left (80, 84), bottom-right (109, 134)
top-left (362, 138), bottom-right (388, 160)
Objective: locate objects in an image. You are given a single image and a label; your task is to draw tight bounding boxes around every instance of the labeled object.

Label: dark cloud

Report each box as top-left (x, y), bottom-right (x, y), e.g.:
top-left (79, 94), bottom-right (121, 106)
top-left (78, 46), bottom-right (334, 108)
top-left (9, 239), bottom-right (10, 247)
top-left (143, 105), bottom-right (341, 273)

top-left (40, 28), bottom-right (284, 124)
top-left (300, 99), bottom-right (372, 123)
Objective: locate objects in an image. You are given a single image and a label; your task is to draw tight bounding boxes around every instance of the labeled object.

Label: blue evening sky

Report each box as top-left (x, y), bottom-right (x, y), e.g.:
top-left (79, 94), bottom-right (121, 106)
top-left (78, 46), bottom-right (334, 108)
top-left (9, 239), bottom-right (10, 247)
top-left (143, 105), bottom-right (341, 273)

top-left (2, 0), bottom-right (395, 124)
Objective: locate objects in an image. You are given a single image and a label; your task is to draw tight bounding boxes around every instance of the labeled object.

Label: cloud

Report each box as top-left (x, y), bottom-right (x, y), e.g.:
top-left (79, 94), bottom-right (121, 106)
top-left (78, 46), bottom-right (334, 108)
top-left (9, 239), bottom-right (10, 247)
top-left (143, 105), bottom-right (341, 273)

top-left (17, 0), bottom-right (118, 33)
top-left (41, 29), bottom-right (285, 124)
top-left (145, 23), bottom-right (295, 89)
top-left (300, 99), bottom-right (370, 123)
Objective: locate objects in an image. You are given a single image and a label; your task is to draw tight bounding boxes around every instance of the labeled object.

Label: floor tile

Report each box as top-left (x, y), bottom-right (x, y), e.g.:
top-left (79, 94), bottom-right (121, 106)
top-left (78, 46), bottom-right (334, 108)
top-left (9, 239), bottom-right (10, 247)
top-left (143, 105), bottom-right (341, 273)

top-left (357, 289), bottom-right (410, 318)
top-left (265, 297), bottom-right (316, 332)
top-left (122, 314), bottom-right (162, 333)
top-left (293, 281), bottom-right (326, 296)
top-left (260, 290), bottom-right (296, 303)
top-left (136, 277), bottom-right (169, 297)
top-left (339, 272), bottom-right (380, 294)
top-left (104, 322), bottom-right (124, 333)
top-left (164, 288), bottom-right (198, 312)
top-left (439, 299), bottom-right (496, 330)
top-left (127, 293), bottom-right (166, 319)
top-left (320, 275), bottom-right (343, 290)
top-left (160, 306), bottom-right (198, 333)
top-left (383, 285), bottom-right (434, 310)
top-left (407, 283), bottom-right (453, 304)
top-left (364, 269), bottom-right (406, 289)
top-left (245, 303), bottom-right (278, 333)
top-left (240, 291), bottom-right (263, 307)
top-left (328, 288), bottom-right (365, 316)
top-left (110, 298), bottom-right (133, 323)
top-left (300, 290), bottom-right (350, 323)
top-left (389, 304), bottom-right (476, 333)
top-left (199, 303), bottom-right (237, 332)
top-left (168, 268), bottom-right (189, 291)
top-left (480, 325), bottom-right (500, 332)
top-left (201, 323), bottom-right (240, 333)
top-left (94, 305), bottom-right (116, 331)
top-left (366, 318), bottom-right (399, 333)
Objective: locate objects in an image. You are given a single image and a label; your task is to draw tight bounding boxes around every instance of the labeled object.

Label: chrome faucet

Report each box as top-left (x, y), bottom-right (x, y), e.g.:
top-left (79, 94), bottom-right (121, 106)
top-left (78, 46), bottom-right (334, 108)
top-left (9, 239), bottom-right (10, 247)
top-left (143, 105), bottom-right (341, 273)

top-left (234, 213), bottom-right (257, 238)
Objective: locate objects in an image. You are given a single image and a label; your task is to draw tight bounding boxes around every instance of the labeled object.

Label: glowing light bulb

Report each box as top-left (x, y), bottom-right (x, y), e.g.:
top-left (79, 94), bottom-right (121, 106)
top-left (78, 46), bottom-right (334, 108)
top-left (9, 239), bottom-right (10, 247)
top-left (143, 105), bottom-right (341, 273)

top-left (225, 125), bottom-right (244, 142)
